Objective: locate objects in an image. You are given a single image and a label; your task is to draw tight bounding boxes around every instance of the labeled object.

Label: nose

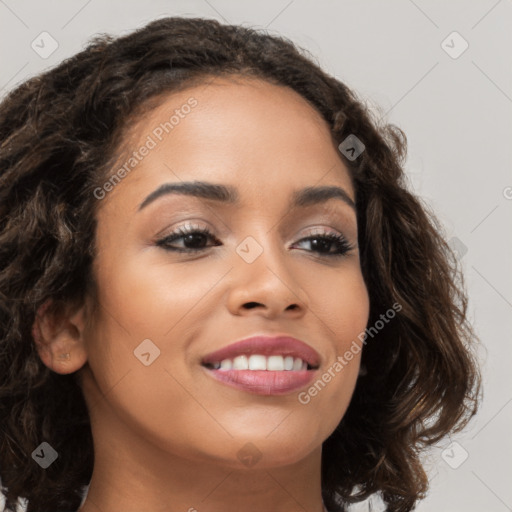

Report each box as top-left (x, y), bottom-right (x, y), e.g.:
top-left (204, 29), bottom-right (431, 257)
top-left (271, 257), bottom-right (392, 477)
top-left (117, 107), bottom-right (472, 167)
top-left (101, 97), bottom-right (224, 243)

top-left (225, 238), bottom-right (309, 319)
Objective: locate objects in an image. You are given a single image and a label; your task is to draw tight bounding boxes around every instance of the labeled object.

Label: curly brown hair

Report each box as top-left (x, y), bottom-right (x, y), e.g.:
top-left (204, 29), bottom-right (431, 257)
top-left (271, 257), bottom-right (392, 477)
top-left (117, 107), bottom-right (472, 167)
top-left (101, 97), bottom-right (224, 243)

top-left (0, 16), bottom-right (481, 512)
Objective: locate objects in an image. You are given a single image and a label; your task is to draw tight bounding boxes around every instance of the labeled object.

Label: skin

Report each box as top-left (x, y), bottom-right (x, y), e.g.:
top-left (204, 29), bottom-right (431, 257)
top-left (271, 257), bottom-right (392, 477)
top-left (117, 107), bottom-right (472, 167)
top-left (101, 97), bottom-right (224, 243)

top-left (34, 76), bottom-right (370, 512)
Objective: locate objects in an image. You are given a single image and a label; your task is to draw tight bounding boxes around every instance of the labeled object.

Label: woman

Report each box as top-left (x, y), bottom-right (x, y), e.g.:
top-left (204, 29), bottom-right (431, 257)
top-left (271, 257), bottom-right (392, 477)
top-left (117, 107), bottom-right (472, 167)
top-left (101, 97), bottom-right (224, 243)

top-left (0, 16), bottom-right (481, 512)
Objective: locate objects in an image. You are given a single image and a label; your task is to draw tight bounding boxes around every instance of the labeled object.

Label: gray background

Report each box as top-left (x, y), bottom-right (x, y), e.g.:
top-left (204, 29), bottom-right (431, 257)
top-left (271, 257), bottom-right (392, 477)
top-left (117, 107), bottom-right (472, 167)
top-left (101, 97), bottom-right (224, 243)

top-left (0, 1), bottom-right (511, 511)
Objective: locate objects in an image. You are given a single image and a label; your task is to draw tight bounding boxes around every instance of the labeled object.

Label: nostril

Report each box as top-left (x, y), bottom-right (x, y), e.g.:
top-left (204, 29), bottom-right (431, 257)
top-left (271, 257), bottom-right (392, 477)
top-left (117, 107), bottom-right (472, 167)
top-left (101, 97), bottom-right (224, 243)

top-left (243, 302), bottom-right (262, 309)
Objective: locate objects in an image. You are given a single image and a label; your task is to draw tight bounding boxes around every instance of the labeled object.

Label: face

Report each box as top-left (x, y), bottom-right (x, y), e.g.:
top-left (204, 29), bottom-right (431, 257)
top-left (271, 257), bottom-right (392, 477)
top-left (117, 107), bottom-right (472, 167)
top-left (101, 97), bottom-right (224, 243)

top-left (78, 76), bottom-right (370, 469)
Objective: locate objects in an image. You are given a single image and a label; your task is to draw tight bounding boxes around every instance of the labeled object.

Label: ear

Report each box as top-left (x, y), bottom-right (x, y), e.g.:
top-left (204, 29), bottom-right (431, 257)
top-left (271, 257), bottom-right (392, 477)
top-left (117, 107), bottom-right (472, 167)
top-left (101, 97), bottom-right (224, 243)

top-left (32, 298), bottom-right (89, 375)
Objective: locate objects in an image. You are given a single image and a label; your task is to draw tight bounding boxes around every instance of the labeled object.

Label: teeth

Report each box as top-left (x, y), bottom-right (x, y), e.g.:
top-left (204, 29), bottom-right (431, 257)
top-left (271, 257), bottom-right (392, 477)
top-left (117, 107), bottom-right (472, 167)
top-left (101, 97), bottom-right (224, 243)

top-left (233, 355), bottom-right (249, 370)
top-left (293, 357), bottom-right (303, 371)
top-left (267, 355), bottom-right (284, 371)
top-left (220, 359), bottom-right (232, 370)
top-left (248, 354), bottom-right (266, 370)
top-left (209, 355), bottom-right (310, 371)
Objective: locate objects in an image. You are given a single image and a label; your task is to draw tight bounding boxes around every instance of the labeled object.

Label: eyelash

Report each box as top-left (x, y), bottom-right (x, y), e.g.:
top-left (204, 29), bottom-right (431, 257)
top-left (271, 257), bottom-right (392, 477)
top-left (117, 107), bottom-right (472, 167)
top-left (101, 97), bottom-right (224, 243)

top-left (155, 224), bottom-right (354, 259)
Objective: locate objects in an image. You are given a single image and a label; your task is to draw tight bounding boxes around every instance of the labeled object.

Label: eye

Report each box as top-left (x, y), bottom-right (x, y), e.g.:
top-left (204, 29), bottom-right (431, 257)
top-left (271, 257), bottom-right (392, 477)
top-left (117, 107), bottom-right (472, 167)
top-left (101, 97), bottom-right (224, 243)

top-left (291, 230), bottom-right (354, 258)
top-left (156, 224), bottom-right (220, 253)
top-left (156, 224), bottom-right (354, 258)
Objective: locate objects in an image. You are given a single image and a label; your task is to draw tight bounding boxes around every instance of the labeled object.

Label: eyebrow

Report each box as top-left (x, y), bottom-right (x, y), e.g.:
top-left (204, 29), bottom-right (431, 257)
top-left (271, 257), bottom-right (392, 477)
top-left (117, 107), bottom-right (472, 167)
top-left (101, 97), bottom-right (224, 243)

top-left (138, 181), bottom-right (356, 212)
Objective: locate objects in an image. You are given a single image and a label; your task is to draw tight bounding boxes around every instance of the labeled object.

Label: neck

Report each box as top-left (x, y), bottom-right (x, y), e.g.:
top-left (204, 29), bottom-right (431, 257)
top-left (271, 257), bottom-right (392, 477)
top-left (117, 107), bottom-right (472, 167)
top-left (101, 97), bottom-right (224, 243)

top-left (77, 396), bottom-right (327, 512)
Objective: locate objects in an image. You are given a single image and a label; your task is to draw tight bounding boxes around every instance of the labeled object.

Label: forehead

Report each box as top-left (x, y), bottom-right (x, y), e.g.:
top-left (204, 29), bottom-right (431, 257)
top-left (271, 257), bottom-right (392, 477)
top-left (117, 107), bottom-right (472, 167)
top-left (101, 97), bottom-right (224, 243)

top-left (128, 75), bottom-right (333, 152)
top-left (100, 76), bottom-right (353, 211)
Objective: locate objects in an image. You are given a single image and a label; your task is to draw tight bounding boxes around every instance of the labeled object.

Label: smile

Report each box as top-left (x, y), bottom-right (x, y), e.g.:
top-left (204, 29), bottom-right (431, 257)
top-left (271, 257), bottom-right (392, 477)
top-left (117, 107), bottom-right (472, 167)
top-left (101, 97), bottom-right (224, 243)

top-left (203, 354), bottom-right (312, 371)
top-left (201, 335), bottom-right (321, 395)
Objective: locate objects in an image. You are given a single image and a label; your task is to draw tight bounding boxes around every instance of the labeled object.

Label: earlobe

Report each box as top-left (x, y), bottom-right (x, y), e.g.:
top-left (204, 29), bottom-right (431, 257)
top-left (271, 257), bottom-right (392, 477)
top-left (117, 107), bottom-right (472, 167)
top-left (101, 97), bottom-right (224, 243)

top-left (32, 298), bottom-right (88, 375)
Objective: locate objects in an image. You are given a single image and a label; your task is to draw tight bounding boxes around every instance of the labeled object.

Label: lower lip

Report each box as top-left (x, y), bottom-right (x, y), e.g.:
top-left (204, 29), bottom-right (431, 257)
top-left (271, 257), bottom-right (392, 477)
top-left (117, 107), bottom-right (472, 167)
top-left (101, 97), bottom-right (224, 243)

top-left (202, 367), bottom-right (317, 395)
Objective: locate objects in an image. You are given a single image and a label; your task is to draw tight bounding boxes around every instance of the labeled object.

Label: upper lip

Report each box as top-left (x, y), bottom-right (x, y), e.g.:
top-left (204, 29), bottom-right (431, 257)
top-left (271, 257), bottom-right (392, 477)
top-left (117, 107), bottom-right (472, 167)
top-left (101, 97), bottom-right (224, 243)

top-left (201, 335), bottom-right (321, 368)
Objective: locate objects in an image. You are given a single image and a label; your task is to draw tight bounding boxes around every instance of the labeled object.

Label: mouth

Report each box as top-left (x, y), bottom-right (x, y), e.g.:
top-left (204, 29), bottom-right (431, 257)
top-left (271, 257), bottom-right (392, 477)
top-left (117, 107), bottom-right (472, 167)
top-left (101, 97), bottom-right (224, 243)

top-left (200, 335), bottom-right (321, 395)
top-left (202, 355), bottom-right (318, 371)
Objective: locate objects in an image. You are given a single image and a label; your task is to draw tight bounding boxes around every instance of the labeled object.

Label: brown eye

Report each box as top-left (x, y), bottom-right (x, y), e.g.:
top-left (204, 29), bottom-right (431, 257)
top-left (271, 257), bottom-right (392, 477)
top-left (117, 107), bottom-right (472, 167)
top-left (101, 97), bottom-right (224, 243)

top-left (292, 232), bottom-right (354, 258)
top-left (156, 226), bottom-right (221, 253)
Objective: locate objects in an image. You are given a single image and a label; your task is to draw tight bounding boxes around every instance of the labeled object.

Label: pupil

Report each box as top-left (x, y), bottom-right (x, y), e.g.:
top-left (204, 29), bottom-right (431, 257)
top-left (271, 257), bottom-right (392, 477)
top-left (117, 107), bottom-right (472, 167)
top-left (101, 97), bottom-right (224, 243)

top-left (311, 237), bottom-right (330, 253)
top-left (185, 233), bottom-right (206, 248)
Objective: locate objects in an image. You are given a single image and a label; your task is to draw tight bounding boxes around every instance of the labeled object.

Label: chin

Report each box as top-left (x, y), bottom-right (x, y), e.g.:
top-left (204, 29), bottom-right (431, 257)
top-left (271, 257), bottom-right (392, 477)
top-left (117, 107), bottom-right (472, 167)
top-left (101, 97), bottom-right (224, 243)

top-left (219, 432), bottom-right (322, 470)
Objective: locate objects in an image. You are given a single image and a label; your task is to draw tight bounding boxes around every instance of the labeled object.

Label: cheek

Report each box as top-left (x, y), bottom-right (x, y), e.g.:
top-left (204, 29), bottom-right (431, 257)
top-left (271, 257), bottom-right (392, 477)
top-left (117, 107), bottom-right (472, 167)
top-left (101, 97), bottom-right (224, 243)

top-left (297, 266), bottom-right (369, 427)
top-left (82, 263), bottom-right (223, 459)
top-left (83, 250), bottom-right (234, 442)
top-left (308, 262), bottom-right (370, 346)
top-left (92, 245), bottom-right (230, 339)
